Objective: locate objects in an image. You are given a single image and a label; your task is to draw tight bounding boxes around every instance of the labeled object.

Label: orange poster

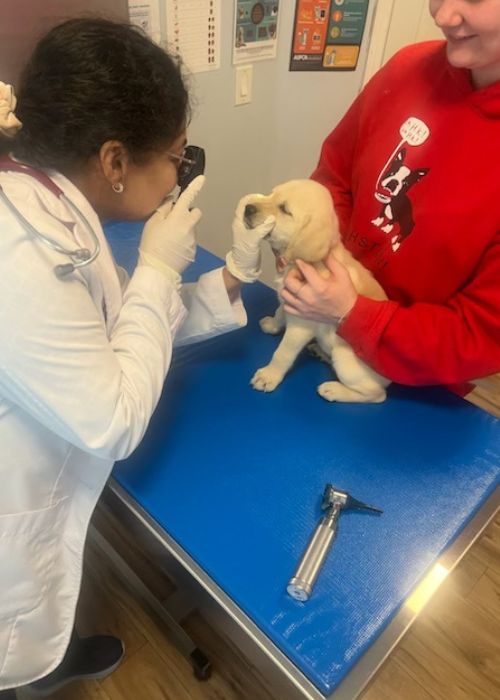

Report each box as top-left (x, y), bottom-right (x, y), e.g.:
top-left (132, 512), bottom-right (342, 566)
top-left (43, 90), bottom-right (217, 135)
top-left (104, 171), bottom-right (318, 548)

top-left (290, 0), bottom-right (370, 71)
top-left (292, 0), bottom-right (330, 55)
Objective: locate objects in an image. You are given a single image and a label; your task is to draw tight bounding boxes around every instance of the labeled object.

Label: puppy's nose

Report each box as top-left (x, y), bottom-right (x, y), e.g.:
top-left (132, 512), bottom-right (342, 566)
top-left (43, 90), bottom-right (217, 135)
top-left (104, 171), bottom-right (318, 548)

top-left (244, 203), bottom-right (258, 218)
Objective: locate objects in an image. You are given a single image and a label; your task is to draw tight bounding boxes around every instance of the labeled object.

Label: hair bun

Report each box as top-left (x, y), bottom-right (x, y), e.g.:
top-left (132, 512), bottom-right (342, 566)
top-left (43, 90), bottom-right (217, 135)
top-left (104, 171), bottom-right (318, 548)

top-left (0, 82), bottom-right (22, 137)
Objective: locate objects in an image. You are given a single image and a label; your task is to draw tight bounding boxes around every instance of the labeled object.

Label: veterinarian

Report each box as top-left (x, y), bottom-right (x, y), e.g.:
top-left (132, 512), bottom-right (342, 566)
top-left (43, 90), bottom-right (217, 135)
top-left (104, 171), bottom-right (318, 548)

top-left (0, 18), bottom-right (272, 698)
top-left (282, 0), bottom-right (500, 390)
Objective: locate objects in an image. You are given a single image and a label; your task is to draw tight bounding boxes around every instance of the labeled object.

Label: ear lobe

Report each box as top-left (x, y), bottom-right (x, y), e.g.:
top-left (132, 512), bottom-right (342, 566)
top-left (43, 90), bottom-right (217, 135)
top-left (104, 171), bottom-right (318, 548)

top-left (285, 211), bottom-right (336, 263)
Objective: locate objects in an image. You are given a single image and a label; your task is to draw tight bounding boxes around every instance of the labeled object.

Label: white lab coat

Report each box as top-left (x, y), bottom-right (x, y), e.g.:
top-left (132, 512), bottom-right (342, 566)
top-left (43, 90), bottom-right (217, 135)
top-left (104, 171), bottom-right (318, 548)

top-left (0, 169), bottom-right (246, 689)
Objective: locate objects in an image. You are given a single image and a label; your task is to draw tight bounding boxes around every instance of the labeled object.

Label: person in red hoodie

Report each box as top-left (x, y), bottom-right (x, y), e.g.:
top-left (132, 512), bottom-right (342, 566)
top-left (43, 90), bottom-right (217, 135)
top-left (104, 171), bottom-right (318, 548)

top-left (282, 0), bottom-right (500, 391)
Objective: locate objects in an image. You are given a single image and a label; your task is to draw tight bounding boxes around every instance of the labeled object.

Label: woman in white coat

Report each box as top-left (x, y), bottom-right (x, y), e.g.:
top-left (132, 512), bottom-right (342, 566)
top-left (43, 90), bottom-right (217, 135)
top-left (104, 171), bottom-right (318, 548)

top-left (0, 18), bottom-right (272, 698)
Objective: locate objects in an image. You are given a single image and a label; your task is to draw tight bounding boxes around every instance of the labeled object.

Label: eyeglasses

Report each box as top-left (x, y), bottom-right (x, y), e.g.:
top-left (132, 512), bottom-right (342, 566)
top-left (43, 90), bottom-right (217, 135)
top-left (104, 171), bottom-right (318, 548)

top-left (168, 145), bottom-right (206, 191)
top-left (168, 148), bottom-right (196, 168)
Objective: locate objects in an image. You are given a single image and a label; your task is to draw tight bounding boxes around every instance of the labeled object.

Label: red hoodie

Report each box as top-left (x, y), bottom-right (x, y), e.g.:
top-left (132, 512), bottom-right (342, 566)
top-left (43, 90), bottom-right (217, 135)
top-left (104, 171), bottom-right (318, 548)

top-left (312, 41), bottom-right (500, 387)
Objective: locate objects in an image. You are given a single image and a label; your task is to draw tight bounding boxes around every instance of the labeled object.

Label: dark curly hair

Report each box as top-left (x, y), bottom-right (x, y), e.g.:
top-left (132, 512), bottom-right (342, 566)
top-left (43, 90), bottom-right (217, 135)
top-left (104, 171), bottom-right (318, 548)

top-left (4, 18), bottom-right (190, 170)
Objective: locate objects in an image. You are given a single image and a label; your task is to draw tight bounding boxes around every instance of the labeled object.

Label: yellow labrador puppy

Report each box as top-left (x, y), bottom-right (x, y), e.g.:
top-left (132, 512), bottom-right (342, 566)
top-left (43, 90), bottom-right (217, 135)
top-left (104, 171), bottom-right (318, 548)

top-left (245, 179), bottom-right (390, 403)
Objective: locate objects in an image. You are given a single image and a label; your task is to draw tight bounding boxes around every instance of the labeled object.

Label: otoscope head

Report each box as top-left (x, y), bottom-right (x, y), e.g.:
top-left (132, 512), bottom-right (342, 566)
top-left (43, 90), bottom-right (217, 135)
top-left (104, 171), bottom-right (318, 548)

top-left (321, 483), bottom-right (383, 514)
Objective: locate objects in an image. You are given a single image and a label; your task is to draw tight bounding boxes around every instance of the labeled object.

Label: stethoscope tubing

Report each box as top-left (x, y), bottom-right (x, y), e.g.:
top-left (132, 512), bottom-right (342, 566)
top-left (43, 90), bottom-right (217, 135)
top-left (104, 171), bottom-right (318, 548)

top-left (0, 158), bottom-right (100, 277)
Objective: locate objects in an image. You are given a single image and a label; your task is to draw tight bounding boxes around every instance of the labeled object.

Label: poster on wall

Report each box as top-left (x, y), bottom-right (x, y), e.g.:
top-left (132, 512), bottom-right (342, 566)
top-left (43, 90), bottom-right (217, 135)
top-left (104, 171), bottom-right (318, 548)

top-left (165, 0), bottom-right (221, 74)
top-left (128, 1), bottom-right (161, 44)
top-left (290, 0), bottom-right (369, 72)
top-left (233, 1), bottom-right (280, 65)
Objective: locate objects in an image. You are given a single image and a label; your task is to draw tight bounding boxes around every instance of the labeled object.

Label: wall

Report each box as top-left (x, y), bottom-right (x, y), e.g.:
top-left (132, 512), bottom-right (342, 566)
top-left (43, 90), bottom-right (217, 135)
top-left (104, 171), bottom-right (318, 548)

top-left (169, 1), bottom-right (377, 285)
top-left (363, 0), bottom-right (443, 85)
top-left (383, 0), bottom-right (442, 61)
top-left (0, 0), bottom-right (129, 85)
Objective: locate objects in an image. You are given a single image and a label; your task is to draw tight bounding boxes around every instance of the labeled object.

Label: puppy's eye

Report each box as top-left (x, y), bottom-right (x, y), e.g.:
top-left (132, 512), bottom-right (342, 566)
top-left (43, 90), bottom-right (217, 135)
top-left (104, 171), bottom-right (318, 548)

top-left (279, 203), bottom-right (292, 216)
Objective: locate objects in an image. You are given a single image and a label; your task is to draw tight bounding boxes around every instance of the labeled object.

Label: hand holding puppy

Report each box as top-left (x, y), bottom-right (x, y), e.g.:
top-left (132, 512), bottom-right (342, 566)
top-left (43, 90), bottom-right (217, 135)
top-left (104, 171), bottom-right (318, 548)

top-left (225, 194), bottom-right (275, 283)
top-left (281, 253), bottom-right (358, 325)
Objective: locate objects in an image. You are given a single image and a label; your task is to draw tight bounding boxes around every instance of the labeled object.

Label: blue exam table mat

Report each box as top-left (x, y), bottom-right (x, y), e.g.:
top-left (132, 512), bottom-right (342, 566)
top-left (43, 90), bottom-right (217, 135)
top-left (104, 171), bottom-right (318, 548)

top-left (105, 221), bottom-right (500, 695)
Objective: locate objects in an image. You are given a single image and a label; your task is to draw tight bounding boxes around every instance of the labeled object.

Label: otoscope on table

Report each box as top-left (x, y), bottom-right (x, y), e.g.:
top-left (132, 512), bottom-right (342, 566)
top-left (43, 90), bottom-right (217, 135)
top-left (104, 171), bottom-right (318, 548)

top-left (287, 483), bottom-right (383, 602)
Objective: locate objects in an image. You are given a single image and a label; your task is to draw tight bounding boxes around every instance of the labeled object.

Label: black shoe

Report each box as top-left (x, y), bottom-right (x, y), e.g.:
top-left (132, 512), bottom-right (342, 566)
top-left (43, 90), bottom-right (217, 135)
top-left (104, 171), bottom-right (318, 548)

top-left (26, 634), bottom-right (124, 697)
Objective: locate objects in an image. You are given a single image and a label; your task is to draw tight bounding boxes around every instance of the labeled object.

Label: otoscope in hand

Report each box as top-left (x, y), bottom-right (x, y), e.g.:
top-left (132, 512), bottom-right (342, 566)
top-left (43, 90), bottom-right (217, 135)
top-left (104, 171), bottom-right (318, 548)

top-left (178, 145), bottom-right (206, 192)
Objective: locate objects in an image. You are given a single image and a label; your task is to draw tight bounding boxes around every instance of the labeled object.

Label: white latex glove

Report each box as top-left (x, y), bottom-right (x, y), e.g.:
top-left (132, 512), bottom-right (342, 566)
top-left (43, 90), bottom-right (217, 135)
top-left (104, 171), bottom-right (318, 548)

top-left (225, 194), bottom-right (275, 283)
top-left (139, 175), bottom-right (205, 287)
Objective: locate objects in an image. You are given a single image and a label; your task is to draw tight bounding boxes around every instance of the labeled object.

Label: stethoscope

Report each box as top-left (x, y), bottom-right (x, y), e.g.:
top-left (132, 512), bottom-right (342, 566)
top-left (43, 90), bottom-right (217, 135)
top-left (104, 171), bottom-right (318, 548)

top-left (0, 155), bottom-right (100, 278)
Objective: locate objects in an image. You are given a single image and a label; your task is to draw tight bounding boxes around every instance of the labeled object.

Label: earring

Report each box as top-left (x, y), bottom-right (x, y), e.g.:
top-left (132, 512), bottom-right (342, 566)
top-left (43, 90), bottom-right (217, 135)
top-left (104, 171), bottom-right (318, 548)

top-left (112, 182), bottom-right (124, 194)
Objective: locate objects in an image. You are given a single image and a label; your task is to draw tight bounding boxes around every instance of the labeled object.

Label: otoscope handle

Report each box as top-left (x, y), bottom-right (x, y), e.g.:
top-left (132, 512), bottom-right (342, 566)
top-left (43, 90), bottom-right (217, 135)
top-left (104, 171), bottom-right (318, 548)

top-left (287, 514), bottom-right (339, 602)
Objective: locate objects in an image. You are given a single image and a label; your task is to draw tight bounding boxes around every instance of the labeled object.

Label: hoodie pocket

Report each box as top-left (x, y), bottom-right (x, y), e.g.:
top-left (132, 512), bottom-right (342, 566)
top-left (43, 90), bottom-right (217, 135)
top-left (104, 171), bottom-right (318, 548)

top-left (0, 498), bottom-right (69, 619)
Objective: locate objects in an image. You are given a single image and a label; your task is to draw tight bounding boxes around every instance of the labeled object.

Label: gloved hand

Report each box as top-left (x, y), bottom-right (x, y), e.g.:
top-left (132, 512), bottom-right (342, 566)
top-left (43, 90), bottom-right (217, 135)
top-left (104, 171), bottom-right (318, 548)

top-left (139, 175), bottom-right (205, 287)
top-left (225, 194), bottom-right (275, 283)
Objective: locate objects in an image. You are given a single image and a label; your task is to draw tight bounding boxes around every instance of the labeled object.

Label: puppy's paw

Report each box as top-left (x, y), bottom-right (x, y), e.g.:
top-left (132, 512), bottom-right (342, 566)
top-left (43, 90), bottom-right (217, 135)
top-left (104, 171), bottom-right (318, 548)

top-left (259, 316), bottom-right (282, 335)
top-left (318, 381), bottom-right (387, 403)
top-left (251, 366), bottom-right (284, 392)
top-left (317, 381), bottom-right (344, 402)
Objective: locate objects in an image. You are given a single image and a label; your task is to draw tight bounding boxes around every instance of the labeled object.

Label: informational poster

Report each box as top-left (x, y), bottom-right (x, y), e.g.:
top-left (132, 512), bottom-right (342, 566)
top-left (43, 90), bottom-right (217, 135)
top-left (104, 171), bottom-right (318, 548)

top-left (128, 1), bottom-right (162, 44)
top-left (233, 1), bottom-right (280, 65)
top-left (165, 0), bottom-right (221, 74)
top-left (290, 0), bottom-right (370, 71)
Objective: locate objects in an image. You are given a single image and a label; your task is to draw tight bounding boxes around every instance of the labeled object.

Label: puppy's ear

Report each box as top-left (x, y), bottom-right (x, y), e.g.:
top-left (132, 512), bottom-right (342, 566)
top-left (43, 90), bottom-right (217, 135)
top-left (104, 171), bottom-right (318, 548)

top-left (285, 208), bottom-right (339, 263)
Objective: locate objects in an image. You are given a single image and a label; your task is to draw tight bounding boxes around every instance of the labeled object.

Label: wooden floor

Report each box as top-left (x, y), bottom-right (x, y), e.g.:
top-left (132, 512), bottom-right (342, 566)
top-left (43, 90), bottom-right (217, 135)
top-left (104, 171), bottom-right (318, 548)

top-left (35, 382), bottom-right (500, 700)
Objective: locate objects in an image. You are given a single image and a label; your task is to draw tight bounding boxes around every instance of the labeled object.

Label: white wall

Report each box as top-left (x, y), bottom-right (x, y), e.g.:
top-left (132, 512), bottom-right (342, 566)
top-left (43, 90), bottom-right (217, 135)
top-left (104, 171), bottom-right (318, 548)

top-left (363, 0), bottom-right (443, 85)
top-left (384, 0), bottom-right (442, 59)
top-left (415, 1), bottom-right (444, 41)
top-left (165, 1), bottom-right (377, 285)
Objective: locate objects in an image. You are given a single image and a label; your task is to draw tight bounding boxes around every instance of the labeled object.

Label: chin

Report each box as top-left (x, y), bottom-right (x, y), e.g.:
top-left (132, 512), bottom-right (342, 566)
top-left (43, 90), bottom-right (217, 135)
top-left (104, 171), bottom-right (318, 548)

top-left (446, 49), bottom-right (474, 71)
top-left (117, 204), bottom-right (157, 221)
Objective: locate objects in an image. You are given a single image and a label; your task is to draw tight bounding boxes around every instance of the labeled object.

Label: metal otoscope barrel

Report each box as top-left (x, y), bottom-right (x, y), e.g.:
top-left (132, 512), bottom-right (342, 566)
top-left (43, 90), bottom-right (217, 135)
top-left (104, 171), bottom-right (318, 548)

top-left (287, 504), bottom-right (340, 602)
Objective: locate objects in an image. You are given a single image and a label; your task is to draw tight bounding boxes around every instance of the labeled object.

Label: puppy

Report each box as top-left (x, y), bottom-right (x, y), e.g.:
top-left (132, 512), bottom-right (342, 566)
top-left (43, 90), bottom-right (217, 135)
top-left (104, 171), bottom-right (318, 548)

top-left (244, 179), bottom-right (390, 403)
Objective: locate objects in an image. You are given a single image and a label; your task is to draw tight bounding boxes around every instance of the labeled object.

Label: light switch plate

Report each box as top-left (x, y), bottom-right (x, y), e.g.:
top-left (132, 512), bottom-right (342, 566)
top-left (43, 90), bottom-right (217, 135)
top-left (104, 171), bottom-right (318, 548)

top-left (235, 65), bottom-right (253, 106)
